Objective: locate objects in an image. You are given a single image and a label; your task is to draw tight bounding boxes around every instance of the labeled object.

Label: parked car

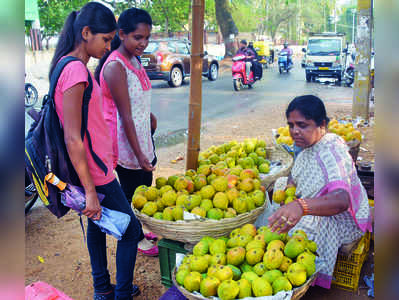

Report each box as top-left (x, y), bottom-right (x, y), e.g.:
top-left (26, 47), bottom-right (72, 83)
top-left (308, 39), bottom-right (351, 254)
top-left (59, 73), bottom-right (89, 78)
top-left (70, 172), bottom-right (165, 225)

top-left (141, 39), bottom-right (219, 87)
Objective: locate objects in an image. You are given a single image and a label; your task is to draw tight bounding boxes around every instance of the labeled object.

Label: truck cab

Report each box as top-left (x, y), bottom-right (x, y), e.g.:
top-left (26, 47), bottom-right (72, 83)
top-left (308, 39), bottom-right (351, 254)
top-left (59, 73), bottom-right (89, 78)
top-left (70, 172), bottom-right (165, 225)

top-left (302, 32), bottom-right (347, 82)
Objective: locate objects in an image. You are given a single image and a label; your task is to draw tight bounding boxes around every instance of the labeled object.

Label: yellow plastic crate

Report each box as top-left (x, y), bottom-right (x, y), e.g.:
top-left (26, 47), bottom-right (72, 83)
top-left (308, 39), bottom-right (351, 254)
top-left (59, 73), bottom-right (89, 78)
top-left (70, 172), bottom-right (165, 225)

top-left (337, 232), bottom-right (370, 264)
top-left (332, 272), bottom-right (362, 291)
top-left (332, 232), bottom-right (371, 291)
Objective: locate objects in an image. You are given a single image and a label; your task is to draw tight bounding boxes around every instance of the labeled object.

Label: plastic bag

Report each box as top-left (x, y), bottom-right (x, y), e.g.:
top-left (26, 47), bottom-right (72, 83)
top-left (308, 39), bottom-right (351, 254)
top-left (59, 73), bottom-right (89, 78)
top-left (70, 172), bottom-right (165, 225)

top-left (60, 184), bottom-right (131, 240)
top-left (25, 281), bottom-right (74, 300)
top-left (60, 184), bottom-right (105, 211)
top-left (94, 206), bottom-right (131, 240)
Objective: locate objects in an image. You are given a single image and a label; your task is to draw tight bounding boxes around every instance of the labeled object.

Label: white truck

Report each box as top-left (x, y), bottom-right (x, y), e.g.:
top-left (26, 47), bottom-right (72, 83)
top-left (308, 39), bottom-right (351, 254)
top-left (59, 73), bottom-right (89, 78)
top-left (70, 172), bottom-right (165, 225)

top-left (302, 32), bottom-right (347, 82)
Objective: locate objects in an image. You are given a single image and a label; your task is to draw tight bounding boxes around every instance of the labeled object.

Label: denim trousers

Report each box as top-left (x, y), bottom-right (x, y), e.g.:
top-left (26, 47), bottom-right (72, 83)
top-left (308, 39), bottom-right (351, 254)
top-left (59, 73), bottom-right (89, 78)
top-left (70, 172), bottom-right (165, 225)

top-left (87, 179), bottom-right (144, 299)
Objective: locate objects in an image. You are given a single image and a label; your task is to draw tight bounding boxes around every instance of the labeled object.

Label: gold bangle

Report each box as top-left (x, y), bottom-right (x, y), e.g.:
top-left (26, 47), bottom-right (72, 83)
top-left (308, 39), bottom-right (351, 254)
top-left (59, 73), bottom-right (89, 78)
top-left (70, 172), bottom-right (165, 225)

top-left (296, 198), bottom-right (310, 215)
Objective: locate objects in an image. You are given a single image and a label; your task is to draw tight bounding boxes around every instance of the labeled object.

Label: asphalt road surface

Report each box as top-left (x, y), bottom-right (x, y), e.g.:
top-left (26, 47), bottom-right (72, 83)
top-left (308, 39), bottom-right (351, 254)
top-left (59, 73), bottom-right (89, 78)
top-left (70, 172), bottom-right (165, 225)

top-left (25, 60), bottom-right (353, 144)
top-left (150, 60), bottom-right (353, 145)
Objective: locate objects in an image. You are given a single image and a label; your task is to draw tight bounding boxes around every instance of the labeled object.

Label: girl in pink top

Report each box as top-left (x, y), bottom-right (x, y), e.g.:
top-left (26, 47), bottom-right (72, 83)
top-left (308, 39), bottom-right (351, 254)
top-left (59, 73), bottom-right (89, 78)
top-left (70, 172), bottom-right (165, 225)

top-left (96, 8), bottom-right (158, 256)
top-left (50, 3), bottom-right (142, 299)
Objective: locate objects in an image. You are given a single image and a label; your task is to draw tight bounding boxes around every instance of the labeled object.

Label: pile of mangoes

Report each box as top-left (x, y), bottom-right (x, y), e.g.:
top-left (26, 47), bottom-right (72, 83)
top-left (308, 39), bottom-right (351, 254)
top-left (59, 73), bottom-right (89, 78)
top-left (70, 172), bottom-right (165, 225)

top-left (275, 126), bottom-right (294, 146)
top-left (198, 138), bottom-right (271, 175)
top-left (175, 223), bottom-right (317, 299)
top-left (132, 138), bottom-right (272, 221)
top-left (328, 119), bottom-right (362, 142)
top-left (272, 186), bottom-right (297, 205)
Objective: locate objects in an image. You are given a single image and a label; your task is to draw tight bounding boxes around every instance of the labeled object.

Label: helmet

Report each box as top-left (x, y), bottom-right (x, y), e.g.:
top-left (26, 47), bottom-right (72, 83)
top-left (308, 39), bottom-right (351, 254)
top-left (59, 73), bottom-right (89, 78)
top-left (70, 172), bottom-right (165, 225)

top-left (240, 39), bottom-right (247, 46)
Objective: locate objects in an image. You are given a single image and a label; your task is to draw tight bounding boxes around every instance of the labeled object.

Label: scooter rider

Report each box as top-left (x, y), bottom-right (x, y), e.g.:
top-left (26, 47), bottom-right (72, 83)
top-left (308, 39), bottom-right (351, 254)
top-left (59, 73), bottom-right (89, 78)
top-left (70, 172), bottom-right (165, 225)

top-left (248, 42), bottom-right (262, 80)
top-left (248, 42), bottom-right (259, 60)
top-left (236, 40), bottom-right (256, 80)
top-left (280, 42), bottom-right (293, 68)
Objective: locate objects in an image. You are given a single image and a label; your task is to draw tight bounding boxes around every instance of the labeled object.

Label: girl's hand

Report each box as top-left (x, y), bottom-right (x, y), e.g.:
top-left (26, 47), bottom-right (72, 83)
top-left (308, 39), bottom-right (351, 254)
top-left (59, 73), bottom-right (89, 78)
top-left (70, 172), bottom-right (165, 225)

top-left (82, 191), bottom-right (102, 220)
top-left (150, 113), bottom-right (157, 133)
top-left (268, 201), bottom-right (304, 234)
top-left (138, 153), bottom-right (155, 172)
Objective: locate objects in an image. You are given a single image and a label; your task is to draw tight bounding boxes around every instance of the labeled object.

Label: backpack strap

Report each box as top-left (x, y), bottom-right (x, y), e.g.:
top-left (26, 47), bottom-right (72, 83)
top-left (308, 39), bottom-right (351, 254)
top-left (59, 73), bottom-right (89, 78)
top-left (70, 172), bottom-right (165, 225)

top-left (49, 56), bottom-right (108, 175)
top-left (49, 56), bottom-right (80, 99)
top-left (80, 74), bottom-right (108, 175)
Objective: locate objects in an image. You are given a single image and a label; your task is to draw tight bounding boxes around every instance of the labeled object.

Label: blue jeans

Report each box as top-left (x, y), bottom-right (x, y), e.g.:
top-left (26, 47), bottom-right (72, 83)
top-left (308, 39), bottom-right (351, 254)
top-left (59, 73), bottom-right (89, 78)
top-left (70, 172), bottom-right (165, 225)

top-left (87, 179), bottom-right (144, 299)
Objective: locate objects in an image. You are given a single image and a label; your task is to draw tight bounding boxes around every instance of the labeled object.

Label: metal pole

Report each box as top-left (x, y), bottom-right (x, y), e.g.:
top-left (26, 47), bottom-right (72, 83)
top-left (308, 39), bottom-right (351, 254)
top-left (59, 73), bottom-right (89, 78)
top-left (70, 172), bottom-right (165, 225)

top-left (334, 9), bottom-right (337, 33)
top-left (186, 0), bottom-right (205, 171)
top-left (352, 0), bottom-right (372, 120)
top-left (352, 9), bottom-right (356, 44)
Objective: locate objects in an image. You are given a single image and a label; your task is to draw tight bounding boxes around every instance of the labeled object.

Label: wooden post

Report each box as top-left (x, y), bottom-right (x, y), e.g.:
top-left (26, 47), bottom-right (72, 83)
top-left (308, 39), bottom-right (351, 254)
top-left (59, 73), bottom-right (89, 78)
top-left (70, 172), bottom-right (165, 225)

top-left (186, 0), bottom-right (205, 171)
top-left (352, 0), bottom-right (372, 120)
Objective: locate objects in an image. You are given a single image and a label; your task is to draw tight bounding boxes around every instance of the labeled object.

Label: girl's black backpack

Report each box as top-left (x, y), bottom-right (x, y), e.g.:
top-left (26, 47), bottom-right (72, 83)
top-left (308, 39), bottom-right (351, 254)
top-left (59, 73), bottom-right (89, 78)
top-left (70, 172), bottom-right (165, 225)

top-left (25, 56), bottom-right (108, 218)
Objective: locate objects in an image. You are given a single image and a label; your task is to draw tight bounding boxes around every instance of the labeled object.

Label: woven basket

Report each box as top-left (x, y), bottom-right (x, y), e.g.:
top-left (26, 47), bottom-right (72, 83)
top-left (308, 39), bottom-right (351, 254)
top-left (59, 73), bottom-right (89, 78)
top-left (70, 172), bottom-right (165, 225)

top-left (261, 146), bottom-right (293, 192)
top-left (347, 139), bottom-right (360, 163)
top-left (134, 195), bottom-right (269, 245)
top-left (172, 267), bottom-right (317, 300)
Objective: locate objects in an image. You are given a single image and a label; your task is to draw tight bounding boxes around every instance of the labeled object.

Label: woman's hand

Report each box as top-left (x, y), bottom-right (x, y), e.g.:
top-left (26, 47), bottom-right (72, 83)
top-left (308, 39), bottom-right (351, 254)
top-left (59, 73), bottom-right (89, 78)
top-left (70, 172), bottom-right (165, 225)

top-left (138, 153), bottom-right (155, 172)
top-left (268, 201), bottom-right (304, 234)
top-left (150, 113), bottom-right (157, 134)
top-left (82, 191), bottom-right (102, 220)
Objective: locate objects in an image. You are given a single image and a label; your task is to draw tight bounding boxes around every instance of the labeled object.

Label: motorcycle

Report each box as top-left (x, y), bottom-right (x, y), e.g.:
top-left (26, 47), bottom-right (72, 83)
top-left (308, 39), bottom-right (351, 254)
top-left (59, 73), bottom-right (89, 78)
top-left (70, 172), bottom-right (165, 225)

top-left (232, 54), bottom-right (256, 91)
top-left (25, 108), bottom-right (41, 215)
top-left (343, 62), bottom-right (355, 87)
top-left (256, 54), bottom-right (269, 69)
top-left (278, 52), bottom-right (293, 74)
top-left (25, 74), bottom-right (38, 108)
top-left (342, 52), bottom-right (356, 87)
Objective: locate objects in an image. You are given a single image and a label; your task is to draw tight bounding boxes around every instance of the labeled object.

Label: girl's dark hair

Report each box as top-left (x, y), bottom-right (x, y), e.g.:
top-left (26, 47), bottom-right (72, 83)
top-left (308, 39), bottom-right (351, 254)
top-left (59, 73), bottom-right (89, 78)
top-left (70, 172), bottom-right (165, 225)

top-left (49, 2), bottom-right (117, 79)
top-left (95, 8), bottom-right (152, 82)
top-left (286, 95), bottom-right (330, 126)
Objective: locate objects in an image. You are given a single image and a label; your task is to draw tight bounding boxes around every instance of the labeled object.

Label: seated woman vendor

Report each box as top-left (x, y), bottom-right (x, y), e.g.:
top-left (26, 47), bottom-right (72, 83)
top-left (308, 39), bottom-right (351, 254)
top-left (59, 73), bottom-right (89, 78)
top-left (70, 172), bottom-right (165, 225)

top-left (268, 95), bottom-right (372, 289)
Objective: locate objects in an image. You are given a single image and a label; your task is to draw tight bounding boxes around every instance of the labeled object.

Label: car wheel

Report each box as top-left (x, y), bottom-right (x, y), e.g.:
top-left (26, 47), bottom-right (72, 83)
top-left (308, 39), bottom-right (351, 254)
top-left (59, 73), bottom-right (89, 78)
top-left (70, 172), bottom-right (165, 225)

top-left (208, 63), bottom-right (218, 81)
top-left (233, 79), bottom-right (241, 91)
top-left (306, 73), bottom-right (311, 82)
top-left (168, 66), bottom-right (183, 87)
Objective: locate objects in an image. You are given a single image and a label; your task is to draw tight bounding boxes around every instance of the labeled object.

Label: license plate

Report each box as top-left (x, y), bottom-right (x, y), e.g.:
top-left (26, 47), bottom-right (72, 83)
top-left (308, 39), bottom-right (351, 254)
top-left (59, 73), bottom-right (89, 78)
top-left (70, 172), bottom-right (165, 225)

top-left (319, 67), bottom-right (329, 70)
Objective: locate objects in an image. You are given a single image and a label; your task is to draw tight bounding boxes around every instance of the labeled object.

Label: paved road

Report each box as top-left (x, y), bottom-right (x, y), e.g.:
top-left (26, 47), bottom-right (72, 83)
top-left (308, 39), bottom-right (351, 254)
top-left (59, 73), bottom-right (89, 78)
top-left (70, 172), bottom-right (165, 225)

top-left (25, 61), bottom-right (353, 142)
top-left (150, 61), bottom-right (353, 142)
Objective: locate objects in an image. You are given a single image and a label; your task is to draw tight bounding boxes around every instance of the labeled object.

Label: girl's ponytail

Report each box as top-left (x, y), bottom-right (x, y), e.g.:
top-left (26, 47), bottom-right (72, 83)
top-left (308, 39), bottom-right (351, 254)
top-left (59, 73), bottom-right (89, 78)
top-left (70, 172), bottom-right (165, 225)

top-left (49, 11), bottom-right (78, 79)
top-left (95, 34), bottom-right (121, 83)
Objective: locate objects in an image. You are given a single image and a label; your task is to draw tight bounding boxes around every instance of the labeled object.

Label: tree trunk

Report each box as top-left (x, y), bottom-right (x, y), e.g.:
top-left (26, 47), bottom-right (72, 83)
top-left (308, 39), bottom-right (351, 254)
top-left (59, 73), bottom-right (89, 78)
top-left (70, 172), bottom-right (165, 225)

top-left (214, 0), bottom-right (238, 57)
top-left (46, 37), bottom-right (51, 50)
top-left (271, 27), bottom-right (277, 43)
top-left (165, 17), bottom-right (169, 36)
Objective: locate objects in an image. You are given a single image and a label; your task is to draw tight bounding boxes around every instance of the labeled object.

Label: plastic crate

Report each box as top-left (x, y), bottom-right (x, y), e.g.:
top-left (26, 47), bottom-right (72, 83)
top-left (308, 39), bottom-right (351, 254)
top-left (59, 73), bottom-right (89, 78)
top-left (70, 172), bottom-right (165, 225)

top-left (158, 238), bottom-right (188, 288)
top-left (337, 232), bottom-right (370, 264)
top-left (332, 272), bottom-right (362, 292)
top-left (332, 232), bottom-right (371, 291)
